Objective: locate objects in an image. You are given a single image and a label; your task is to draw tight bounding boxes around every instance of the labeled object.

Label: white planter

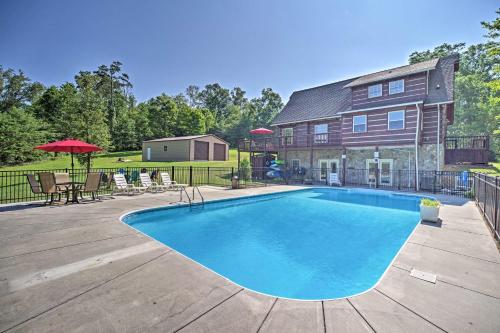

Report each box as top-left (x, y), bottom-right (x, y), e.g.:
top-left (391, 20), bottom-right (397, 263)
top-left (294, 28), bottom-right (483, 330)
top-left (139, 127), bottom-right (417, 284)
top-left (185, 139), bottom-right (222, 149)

top-left (420, 204), bottom-right (440, 223)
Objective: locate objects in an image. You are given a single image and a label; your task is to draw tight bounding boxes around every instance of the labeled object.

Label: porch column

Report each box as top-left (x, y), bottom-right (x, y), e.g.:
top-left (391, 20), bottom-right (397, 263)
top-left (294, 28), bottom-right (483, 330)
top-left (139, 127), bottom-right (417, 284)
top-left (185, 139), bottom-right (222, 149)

top-left (342, 147), bottom-right (347, 185)
top-left (374, 146), bottom-right (379, 188)
top-left (308, 122), bottom-right (314, 178)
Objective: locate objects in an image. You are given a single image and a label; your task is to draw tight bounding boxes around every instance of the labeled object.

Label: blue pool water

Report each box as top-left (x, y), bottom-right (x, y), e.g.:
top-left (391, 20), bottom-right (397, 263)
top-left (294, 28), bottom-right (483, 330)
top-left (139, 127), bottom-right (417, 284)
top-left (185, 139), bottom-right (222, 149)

top-left (123, 188), bottom-right (422, 300)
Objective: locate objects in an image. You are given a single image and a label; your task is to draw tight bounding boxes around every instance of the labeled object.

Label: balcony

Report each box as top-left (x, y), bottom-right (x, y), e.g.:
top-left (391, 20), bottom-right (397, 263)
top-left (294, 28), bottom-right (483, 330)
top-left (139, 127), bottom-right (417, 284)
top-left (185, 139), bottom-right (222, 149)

top-left (444, 135), bottom-right (489, 165)
top-left (238, 133), bottom-right (342, 152)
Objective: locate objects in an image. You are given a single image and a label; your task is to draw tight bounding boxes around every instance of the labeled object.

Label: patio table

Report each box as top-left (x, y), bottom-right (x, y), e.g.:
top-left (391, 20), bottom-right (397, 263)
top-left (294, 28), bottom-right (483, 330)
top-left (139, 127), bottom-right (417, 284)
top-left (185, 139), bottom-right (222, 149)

top-left (57, 181), bottom-right (84, 204)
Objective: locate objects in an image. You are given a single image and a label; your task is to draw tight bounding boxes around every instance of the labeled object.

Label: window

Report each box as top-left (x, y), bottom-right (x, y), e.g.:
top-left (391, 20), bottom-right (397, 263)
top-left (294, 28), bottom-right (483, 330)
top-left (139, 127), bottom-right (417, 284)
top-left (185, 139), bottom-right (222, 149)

top-left (368, 84), bottom-right (382, 98)
top-left (163, 146), bottom-right (168, 151)
top-left (353, 115), bottom-right (367, 133)
top-left (388, 110), bottom-right (405, 130)
top-left (314, 124), bottom-right (328, 134)
top-left (314, 123), bottom-right (328, 143)
top-left (282, 127), bottom-right (293, 145)
top-left (389, 79), bottom-right (404, 94)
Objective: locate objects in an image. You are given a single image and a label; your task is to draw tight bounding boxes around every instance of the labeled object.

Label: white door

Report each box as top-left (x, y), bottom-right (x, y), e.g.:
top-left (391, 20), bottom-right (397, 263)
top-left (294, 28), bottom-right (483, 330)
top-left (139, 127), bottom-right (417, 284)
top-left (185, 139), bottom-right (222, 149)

top-left (147, 147), bottom-right (151, 161)
top-left (366, 159), bottom-right (393, 186)
top-left (318, 159), bottom-right (339, 181)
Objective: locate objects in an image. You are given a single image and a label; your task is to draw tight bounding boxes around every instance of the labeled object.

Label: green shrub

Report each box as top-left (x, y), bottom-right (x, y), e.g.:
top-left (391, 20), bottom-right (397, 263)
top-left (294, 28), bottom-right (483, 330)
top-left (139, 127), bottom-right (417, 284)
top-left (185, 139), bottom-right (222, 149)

top-left (240, 158), bottom-right (251, 181)
top-left (421, 198), bottom-right (440, 207)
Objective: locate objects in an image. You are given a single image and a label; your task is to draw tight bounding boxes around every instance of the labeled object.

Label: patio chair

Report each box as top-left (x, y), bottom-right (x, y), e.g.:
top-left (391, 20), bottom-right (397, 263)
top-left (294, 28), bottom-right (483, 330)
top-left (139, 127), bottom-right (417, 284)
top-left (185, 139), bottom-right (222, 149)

top-left (54, 173), bottom-right (71, 191)
top-left (328, 173), bottom-right (342, 187)
top-left (26, 174), bottom-right (43, 195)
top-left (77, 172), bottom-right (102, 200)
top-left (160, 172), bottom-right (188, 190)
top-left (112, 173), bottom-right (147, 195)
top-left (140, 173), bottom-right (169, 192)
top-left (38, 172), bottom-right (69, 204)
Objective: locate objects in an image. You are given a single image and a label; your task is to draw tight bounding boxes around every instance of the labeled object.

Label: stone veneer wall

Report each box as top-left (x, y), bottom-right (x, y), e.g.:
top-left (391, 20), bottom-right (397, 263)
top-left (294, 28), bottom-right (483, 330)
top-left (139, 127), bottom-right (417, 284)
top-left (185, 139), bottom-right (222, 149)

top-left (278, 144), bottom-right (444, 172)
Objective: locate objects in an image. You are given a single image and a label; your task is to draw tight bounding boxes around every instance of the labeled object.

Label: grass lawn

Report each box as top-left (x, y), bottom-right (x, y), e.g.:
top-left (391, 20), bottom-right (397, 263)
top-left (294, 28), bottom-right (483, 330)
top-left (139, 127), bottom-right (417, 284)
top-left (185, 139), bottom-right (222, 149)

top-left (469, 162), bottom-right (500, 176)
top-left (0, 149), bottom-right (249, 171)
top-left (445, 162), bottom-right (500, 176)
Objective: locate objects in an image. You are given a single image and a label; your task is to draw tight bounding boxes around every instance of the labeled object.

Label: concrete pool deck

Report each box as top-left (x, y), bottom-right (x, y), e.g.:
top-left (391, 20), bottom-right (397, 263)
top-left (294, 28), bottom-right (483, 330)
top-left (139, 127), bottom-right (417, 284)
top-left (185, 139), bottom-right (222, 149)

top-left (0, 186), bottom-right (499, 332)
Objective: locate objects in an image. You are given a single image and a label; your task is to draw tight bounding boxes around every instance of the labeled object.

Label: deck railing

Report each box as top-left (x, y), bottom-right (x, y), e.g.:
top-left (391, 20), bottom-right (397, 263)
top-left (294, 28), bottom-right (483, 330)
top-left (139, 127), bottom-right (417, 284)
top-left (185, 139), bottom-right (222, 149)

top-left (238, 133), bottom-right (342, 152)
top-left (444, 135), bottom-right (489, 164)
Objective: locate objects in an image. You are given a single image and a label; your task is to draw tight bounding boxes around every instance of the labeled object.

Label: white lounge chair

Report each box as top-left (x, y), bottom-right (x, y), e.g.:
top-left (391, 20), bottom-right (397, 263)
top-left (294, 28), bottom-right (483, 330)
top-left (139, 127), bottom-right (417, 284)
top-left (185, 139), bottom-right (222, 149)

top-left (329, 172), bottom-right (342, 186)
top-left (160, 172), bottom-right (188, 190)
top-left (112, 174), bottom-right (147, 195)
top-left (140, 173), bottom-right (169, 192)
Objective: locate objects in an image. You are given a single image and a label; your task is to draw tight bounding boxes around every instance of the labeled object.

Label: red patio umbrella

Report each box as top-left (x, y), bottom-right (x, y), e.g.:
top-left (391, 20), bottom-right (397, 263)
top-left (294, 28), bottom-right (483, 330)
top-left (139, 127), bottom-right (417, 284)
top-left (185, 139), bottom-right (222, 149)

top-left (34, 139), bottom-right (102, 175)
top-left (249, 128), bottom-right (273, 135)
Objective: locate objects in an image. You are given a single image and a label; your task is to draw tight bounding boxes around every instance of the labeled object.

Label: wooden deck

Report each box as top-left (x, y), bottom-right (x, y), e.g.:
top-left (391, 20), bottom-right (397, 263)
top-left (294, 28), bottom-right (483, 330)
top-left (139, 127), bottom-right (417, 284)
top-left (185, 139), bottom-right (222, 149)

top-left (445, 136), bottom-right (489, 165)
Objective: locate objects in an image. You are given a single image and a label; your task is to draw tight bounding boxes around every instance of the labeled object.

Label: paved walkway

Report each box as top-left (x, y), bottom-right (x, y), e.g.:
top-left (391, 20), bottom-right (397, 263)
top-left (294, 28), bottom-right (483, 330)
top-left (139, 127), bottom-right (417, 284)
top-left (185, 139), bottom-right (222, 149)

top-left (0, 186), bottom-right (499, 332)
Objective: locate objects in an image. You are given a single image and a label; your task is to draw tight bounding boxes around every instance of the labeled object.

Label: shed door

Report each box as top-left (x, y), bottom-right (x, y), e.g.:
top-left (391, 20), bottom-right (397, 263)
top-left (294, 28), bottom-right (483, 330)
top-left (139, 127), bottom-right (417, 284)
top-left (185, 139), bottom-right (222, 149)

top-left (194, 140), bottom-right (209, 160)
top-left (213, 143), bottom-right (226, 161)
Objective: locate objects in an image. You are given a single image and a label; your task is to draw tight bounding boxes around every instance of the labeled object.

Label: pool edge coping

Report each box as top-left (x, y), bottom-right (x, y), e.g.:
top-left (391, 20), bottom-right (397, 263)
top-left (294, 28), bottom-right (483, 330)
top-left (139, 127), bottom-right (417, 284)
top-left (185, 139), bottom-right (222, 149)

top-left (118, 186), bottom-right (432, 302)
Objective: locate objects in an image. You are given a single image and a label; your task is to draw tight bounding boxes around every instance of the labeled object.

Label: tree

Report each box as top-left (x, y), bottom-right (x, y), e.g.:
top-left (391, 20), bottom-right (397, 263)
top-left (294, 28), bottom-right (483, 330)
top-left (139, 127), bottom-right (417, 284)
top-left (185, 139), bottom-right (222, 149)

top-left (94, 61), bottom-right (132, 133)
top-left (250, 88), bottom-right (284, 127)
top-left (0, 107), bottom-right (48, 165)
top-left (143, 94), bottom-right (179, 139)
top-left (198, 83), bottom-right (231, 123)
top-left (0, 66), bottom-right (44, 112)
top-left (112, 108), bottom-right (137, 151)
top-left (130, 104), bottom-right (152, 148)
top-left (61, 71), bottom-right (112, 168)
top-left (31, 86), bottom-right (62, 124)
top-left (408, 43), bottom-right (465, 64)
top-left (230, 87), bottom-right (247, 107)
top-left (176, 102), bottom-right (206, 136)
top-left (185, 85), bottom-right (201, 107)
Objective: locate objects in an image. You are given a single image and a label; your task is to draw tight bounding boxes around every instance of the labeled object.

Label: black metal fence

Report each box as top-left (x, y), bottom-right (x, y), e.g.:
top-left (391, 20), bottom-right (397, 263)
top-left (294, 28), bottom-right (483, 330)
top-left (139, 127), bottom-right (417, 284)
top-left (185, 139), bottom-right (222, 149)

top-left (249, 167), bottom-right (476, 197)
top-left (1, 166), bottom-right (485, 204)
top-left (0, 166), bottom-right (238, 204)
top-left (2, 165), bottom-right (498, 242)
top-left (474, 173), bottom-right (500, 240)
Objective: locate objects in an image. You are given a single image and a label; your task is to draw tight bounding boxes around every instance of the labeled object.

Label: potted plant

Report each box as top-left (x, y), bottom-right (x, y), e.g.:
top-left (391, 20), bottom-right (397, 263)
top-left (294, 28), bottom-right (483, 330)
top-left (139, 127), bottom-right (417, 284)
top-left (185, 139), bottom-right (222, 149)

top-left (420, 198), bottom-right (441, 223)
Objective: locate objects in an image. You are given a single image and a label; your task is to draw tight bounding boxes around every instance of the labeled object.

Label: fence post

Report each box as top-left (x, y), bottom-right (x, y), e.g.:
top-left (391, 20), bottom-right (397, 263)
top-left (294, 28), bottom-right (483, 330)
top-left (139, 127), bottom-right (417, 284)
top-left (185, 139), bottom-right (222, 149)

top-left (207, 167), bottom-right (210, 185)
top-left (415, 170), bottom-right (418, 191)
top-left (494, 177), bottom-right (498, 233)
top-left (398, 170), bottom-right (401, 190)
top-left (171, 166), bottom-right (175, 181)
top-left (433, 171), bottom-right (437, 194)
top-left (484, 174), bottom-right (487, 216)
top-left (189, 166), bottom-right (193, 187)
top-left (231, 167), bottom-right (234, 179)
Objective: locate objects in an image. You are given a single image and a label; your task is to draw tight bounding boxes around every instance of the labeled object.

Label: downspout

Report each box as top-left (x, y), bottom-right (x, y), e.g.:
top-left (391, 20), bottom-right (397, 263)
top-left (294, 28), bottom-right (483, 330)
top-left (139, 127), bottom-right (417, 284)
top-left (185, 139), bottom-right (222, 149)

top-left (415, 103), bottom-right (421, 191)
top-left (436, 103), bottom-right (441, 171)
top-left (426, 70), bottom-right (430, 95)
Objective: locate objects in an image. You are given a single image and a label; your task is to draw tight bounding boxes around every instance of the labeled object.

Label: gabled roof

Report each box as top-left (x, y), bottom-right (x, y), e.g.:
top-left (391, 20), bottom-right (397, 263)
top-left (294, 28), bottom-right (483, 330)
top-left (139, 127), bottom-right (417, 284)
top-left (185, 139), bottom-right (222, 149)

top-left (271, 55), bottom-right (459, 126)
top-left (343, 58), bottom-right (439, 88)
top-left (425, 54), bottom-right (459, 104)
top-left (271, 78), bottom-right (356, 125)
top-left (143, 134), bottom-right (228, 145)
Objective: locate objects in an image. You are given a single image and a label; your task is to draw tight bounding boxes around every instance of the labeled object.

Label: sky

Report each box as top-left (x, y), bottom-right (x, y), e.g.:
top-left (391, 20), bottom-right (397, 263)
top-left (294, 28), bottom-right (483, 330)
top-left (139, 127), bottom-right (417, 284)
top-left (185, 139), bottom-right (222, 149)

top-left (0, 0), bottom-right (497, 103)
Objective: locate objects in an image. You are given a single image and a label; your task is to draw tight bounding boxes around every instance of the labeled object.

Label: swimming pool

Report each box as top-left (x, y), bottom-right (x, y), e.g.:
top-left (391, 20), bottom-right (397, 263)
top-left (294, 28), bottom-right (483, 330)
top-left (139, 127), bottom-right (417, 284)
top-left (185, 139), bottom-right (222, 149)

top-left (122, 188), bottom-right (423, 300)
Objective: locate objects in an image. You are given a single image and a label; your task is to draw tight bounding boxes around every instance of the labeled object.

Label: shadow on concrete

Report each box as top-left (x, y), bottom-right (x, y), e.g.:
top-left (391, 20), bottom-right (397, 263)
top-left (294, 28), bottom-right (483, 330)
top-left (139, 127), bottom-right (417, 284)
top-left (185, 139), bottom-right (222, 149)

top-left (420, 219), bottom-right (443, 228)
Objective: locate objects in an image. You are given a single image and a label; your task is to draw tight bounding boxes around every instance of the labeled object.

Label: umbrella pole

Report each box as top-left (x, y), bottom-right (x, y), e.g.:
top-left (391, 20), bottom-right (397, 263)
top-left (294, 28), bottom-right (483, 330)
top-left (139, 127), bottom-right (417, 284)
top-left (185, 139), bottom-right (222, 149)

top-left (71, 150), bottom-right (74, 181)
top-left (70, 150), bottom-right (76, 203)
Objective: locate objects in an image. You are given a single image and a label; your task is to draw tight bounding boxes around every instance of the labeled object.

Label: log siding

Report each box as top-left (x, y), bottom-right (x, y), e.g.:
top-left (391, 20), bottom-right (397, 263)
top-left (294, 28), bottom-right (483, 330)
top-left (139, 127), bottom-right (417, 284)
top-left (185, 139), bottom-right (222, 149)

top-left (341, 106), bottom-right (417, 147)
top-left (276, 105), bottom-right (436, 149)
top-left (351, 73), bottom-right (427, 109)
